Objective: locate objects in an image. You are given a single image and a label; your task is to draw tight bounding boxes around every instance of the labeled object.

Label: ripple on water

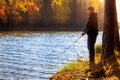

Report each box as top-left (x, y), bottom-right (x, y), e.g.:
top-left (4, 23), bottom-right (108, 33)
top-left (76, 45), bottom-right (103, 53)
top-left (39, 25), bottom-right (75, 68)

top-left (0, 32), bottom-right (102, 80)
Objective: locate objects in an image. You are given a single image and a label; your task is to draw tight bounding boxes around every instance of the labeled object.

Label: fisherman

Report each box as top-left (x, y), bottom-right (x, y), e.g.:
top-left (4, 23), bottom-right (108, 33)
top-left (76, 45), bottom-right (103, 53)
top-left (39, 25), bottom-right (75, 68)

top-left (82, 6), bottom-right (98, 64)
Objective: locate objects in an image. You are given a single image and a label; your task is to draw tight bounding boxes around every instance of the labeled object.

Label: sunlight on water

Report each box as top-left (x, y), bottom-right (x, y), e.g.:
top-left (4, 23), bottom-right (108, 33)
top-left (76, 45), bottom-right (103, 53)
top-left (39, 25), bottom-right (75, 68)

top-left (0, 32), bottom-right (102, 80)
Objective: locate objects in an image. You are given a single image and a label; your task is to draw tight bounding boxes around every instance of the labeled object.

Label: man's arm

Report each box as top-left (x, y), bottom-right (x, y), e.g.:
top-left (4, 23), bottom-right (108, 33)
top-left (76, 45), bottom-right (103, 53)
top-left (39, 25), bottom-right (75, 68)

top-left (83, 27), bottom-right (89, 33)
top-left (82, 27), bottom-right (89, 36)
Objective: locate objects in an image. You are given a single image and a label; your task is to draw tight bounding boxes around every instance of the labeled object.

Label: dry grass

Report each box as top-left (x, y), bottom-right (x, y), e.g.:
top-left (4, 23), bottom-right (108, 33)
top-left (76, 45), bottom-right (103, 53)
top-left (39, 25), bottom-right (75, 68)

top-left (59, 61), bottom-right (89, 72)
top-left (51, 45), bottom-right (120, 80)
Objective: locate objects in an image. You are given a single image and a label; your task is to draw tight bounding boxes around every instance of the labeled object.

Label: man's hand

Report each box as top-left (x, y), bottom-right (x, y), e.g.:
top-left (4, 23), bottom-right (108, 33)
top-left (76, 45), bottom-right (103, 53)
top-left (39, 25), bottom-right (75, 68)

top-left (82, 32), bottom-right (86, 36)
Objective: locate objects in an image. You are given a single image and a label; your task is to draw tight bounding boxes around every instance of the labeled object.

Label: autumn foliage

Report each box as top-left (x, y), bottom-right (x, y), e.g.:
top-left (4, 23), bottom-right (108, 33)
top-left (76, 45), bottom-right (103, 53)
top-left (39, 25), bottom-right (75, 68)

top-left (0, 0), bottom-right (105, 27)
top-left (0, 0), bottom-right (40, 25)
top-left (28, 1), bottom-right (39, 16)
top-left (0, 5), bottom-right (7, 23)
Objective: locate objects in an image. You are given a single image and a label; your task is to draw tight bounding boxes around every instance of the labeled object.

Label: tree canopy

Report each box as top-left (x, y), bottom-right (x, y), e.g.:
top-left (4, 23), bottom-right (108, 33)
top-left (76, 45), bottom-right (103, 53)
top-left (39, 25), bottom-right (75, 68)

top-left (0, 0), bottom-right (106, 30)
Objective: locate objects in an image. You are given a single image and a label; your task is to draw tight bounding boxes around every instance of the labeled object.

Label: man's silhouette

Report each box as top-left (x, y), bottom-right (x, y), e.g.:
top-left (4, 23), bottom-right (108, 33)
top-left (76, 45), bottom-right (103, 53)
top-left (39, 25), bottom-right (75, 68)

top-left (82, 6), bottom-right (98, 63)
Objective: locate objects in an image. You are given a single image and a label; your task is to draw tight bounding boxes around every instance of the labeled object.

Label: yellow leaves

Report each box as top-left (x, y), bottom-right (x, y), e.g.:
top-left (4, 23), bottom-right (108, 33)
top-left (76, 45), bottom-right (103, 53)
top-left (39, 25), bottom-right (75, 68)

top-left (103, 63), bottom-right (113, 76)
top-left (2, 0), bottom-right (28, 24)
top-left (17, 1), bottom-right (28, 13)
top-left (87, 72), bottom-right (92, 77)
top-left (52, 0), bottom-right (62, 7)
top-left (88, 0), bottom-right (99, 11)
top-left (90, 0), bottom-right (98, 7)
top-left (52, 0), bottom-right (70, 24)
top-left (4, 0), bottom-right (28, 13)
top-left (1, 0), bottom-right (40, 25)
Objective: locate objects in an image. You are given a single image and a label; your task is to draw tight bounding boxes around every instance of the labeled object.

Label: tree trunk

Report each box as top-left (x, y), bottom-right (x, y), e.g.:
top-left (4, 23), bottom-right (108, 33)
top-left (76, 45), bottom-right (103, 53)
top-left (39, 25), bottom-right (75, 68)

top-left (42, 0), bottom-right (53, 25)
top-left (79, 0), bottom-right (87, 30)
top-left (70, 0), bottom-right (87, 29)
top-left (98, 2), bottom-right (104, 30)
top-left (102, 0), bottom-right (116, 61)
top-left (76, 0), bottom-right (87, 27)
top-left (69, 0), bottom-right (77, 26)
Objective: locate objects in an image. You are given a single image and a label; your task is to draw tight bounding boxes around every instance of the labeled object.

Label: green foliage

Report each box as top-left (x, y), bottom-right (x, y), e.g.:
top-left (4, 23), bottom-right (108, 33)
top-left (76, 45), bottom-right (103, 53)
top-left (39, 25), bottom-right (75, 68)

top-left (60, 61), bottom-right (88, 72)
top-left (95, 44), bottom-right (102, 53)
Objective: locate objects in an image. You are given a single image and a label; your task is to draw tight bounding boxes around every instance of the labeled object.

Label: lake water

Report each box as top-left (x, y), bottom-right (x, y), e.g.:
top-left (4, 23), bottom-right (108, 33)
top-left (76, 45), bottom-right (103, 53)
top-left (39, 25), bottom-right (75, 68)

top-left (0, 31), bottom-right (102, 80)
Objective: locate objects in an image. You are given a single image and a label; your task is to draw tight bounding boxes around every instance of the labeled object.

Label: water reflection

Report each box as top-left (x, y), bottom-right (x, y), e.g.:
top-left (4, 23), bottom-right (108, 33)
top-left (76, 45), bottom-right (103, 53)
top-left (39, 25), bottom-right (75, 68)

top-left (0, 32), bottom-right (102, 80)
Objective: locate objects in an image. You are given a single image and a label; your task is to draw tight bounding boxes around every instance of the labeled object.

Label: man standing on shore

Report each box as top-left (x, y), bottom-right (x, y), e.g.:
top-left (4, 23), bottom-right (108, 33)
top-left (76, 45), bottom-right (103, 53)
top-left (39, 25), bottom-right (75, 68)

top-left (82, 6), bottom-right (98, 64)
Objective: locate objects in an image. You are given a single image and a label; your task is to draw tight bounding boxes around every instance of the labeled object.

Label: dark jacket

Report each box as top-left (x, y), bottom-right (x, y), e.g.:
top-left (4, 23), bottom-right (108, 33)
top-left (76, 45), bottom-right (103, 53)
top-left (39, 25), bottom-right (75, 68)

top-left (84, 12), bottom-right (98, 35)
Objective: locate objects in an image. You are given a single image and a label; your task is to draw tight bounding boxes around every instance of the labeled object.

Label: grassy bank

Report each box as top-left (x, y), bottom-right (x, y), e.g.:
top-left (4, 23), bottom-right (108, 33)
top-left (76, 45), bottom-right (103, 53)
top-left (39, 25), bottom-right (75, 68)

top-left (50, 44), bottom-right (120, 80)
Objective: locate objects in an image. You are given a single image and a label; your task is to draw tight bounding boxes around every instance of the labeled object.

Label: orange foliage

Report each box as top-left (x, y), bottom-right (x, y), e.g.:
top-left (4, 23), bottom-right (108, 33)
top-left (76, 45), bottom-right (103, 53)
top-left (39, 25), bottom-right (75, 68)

top-left (0, 5), bottom-right (7, 22)
top-left (28, 2), bottom-right (39, 16)
top-left (0, 6), bottom-right (6, 20)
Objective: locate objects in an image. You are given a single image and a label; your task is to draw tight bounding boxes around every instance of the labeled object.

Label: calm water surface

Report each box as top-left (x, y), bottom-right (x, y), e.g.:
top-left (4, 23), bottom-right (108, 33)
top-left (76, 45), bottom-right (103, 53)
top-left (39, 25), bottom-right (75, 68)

top-left (0, 31), bottom-right (102, 80)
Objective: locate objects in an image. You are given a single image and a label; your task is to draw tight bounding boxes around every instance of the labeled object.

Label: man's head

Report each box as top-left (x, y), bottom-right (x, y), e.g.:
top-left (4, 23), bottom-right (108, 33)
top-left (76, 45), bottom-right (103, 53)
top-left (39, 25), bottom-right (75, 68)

top-left (88, 6), bottom-right (94, 14)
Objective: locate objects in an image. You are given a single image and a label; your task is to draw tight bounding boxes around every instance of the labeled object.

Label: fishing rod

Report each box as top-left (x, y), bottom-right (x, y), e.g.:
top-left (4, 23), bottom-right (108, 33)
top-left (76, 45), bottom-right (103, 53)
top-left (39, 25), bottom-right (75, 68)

top-left (60, 28), bottom-right (89, 54)
top-left (60, 35), bottom-right (83, 54)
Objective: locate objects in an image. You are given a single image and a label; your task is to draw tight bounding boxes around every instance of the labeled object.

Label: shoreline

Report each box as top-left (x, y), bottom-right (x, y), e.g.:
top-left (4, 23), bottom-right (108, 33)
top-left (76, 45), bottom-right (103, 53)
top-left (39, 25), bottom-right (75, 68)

top-left (50, 45), bottom-right (120, 80)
